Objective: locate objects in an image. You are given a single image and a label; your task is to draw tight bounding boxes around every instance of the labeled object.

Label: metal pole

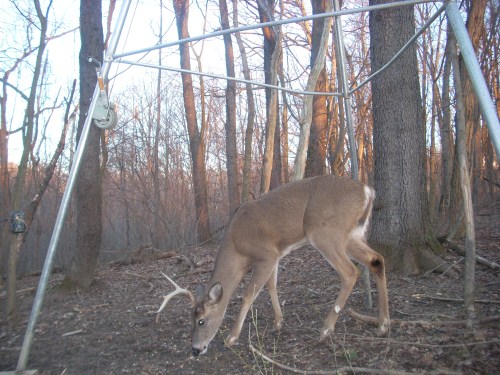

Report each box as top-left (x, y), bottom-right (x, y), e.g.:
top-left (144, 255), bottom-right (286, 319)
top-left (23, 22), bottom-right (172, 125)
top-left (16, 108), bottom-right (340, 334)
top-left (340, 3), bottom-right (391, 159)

top-left (117, 59), bottom-right (344, 97)
top-left (333, 0), bottom-right (372, 309)
top-left (16, 0), bottom-right (132, 370)
top-left (113, 0), bottom-right (437, 60)
top-left (445, 0), bottom-right (500, 159)
top-left (333, 0), bottom-right (359, 179)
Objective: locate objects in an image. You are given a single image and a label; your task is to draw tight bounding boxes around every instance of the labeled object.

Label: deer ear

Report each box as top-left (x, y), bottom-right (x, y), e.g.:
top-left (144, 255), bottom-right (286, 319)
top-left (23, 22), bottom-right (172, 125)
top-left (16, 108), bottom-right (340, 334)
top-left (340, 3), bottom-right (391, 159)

top-left (207, 283), bottom-right (223, 305)
top-left (195, 284), bottom-right (205, 302)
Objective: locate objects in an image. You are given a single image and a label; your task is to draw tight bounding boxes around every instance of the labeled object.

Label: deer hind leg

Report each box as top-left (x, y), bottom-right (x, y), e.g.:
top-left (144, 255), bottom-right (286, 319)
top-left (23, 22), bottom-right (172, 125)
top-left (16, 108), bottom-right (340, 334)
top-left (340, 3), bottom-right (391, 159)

top-left (346, 237), bottom-right (390, 336)
top-left (225, 258), bottom-right (277, 346)
top-left (310, 234), bottom-right (359, 341)
top-left (266, 263), bottom-right (283, 331)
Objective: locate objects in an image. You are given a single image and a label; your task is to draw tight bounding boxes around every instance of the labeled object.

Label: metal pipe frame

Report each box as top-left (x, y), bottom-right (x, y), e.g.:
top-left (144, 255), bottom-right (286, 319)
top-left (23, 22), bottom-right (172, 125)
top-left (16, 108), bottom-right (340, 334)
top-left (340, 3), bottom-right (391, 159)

top-left (16, 0), bottom-right (133, 370)
top-left (113, 0), bottom-right (439, 60)
top-left (116, 1), bottom-right (446, 98)
top-left (445, 0), bottom-right (500, 159)
top-left (16, 0), bottom-right (499, 371)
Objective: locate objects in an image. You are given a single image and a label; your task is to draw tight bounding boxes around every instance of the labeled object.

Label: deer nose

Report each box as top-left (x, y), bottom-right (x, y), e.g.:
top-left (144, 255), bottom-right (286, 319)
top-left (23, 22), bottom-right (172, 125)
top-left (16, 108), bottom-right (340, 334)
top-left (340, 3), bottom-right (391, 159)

top-left (192, 347), bottom-right (202, 356)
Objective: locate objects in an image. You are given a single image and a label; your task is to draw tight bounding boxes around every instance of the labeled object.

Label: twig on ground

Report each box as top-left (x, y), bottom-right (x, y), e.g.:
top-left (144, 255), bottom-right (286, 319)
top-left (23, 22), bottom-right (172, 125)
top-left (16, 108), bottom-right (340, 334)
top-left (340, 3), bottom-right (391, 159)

top-left (346, 308), bottom-right (500, 327)
top-left (440, 238), bottom-right (500, 269)
top-left (248, 343), bottom-right (417, 374)
top-left (424, 295), bottom-right (500, 304)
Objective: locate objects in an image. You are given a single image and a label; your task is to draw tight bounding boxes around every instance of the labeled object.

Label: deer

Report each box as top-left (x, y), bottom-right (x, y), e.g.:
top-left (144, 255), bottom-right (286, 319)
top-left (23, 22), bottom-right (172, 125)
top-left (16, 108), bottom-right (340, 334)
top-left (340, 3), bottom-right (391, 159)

top-left (157, 175), bottom-right (390, 356)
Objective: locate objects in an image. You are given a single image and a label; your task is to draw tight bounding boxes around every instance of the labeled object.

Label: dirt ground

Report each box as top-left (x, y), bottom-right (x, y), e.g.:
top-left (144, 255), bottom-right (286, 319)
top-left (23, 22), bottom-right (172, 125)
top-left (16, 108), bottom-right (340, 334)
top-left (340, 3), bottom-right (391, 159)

top-left (1, 204), bottom-right (499, 374)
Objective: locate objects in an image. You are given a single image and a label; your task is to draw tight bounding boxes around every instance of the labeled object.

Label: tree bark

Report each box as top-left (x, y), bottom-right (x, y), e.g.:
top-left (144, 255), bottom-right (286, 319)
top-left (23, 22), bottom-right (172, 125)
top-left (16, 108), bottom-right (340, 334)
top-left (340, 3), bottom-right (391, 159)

top-left (62, 0), bottom-right (104, 289)
top-left (449, 0), bottom-right (486, 238)
top-left (259, 0), bottom-right (282, 194)
top-left (219, 0), bottom-right (240, 211)
top-left (292, 0), bottom-right (332, 180)
top-left (450, 32), bottom-right (477, 329)
top-left (233, 0), bottom-right (256, 202)
top-left (369, 0), bottom-right (434, 274)
top-left (305, 0), bottom-right (329, 178)
top-left (173, 0), bottom-right (211, 242)
top-left (7, 0), bottom-right (50, 316)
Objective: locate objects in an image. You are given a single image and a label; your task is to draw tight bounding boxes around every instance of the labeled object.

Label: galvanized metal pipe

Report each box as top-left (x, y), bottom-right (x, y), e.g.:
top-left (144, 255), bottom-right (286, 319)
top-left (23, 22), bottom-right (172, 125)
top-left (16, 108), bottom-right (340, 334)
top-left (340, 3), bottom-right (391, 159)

top-left (116, 59), bottom-right (344, 97)
top-left (445, 0), bottom-right (500, 159)
top-left (113, 0), bottom-right (440, 60)
top-left (16, 0), bottom-right (133, 370)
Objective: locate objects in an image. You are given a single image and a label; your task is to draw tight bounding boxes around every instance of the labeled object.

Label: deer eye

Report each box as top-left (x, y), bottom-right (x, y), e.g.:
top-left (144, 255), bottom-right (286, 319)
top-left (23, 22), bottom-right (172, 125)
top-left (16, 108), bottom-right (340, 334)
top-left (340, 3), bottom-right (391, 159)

top-left (198, 319), bottom-right (205, 326)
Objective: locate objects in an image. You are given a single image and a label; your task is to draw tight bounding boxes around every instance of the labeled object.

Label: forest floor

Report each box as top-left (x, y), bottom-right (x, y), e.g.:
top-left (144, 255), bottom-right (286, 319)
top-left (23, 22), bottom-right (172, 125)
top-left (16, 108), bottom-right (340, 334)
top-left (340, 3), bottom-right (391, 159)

top-left (1, 202), bottom-right (499, 375)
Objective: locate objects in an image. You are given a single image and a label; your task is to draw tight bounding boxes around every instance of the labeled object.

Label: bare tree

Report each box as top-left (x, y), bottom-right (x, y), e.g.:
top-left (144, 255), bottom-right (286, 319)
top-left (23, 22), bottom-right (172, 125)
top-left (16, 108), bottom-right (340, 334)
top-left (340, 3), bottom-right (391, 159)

top-left (233, 0), bottom-right (256, 202)
top-left (369, 0), bottom-right (442, 274)
top-left (259, 0), bottom-right (282, 194)
top-left (292, 0), bottom-right (332, 180)
top-left (219, 0), bottom-right (241, 212)
top-left (173, 0), bottom-right (211, 242)
top-left (305, 0), bottom-right (329, 177)
top-left (5, 0), bottom-right (53, 318)
top-left (62, 0), bottom-right (104, 289)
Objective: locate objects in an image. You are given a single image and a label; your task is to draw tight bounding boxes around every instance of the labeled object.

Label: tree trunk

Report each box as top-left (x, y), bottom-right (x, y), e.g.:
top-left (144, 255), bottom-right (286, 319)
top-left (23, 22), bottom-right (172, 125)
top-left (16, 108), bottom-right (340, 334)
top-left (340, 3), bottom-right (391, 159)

top-left (449, 0), bottom-right (486, 238)
top-left (293, 0), bottom-right (332, 180)
top-left (439, 35), bottom-right (454, 215)
top-left (219, 0), bottom-right (240, 211)
top-left (369, 0), bottom-right (436, 274)
top-left (259, 0), bottom-right (281, 194)
top-left (173, 0), bottom-right (211, 242)
top-left (232, 0), bottom-right (256, 202)
top-left (450, 31), bottom-right (477, 329)
top-left (305, 0), bottom-right (329, 178)
top-left (62, 0), bottom-right (104, 289)
top-left (152, 2), bottom-right (163, 249)
top-left (7, 0), bottom-right (50, 316)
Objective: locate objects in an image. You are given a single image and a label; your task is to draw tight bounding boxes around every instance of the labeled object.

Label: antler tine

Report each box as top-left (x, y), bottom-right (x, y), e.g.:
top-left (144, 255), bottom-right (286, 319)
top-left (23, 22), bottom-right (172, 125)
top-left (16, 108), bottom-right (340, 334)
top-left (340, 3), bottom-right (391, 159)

top-left (156, 273), bottom-right (195, 323)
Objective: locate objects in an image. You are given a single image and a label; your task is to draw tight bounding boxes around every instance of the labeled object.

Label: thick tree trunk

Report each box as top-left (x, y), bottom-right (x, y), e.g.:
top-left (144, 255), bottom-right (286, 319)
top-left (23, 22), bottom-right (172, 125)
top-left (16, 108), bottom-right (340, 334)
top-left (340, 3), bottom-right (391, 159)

top-left (62, 0), bottom-right (104, 289)
top-left (369, 0), bottom-right (435, 274)
top-left (173, 0), bottom-right (211, 242)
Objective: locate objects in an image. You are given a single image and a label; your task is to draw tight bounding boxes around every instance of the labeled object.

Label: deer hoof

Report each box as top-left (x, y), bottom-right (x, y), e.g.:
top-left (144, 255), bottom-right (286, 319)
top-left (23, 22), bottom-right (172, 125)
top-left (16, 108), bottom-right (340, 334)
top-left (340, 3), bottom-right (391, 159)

top-left (377, 319), bottom-right (390, 336)
top-left (225, 335), bottom-right (239, 347)
top-left (273, 319), bottom-right (283, 332)
top-left (319, 327), bottom-right (333, 342)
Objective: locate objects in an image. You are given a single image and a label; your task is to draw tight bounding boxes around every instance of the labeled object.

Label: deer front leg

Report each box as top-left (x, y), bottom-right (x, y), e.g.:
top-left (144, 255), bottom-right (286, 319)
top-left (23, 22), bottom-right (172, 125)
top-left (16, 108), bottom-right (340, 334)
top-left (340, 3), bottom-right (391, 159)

top-left (266, 263), bottom-right (283, 331)
top-left (320, 258), bottom-right (358, 341)
top-left (225, 260), bottom-right (277, 346)
top-left (310, 236), bottom-right (359, 341)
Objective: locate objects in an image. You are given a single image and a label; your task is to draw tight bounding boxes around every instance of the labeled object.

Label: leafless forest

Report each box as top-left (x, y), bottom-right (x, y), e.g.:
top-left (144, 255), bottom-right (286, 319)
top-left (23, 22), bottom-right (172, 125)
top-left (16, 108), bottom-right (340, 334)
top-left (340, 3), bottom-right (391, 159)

top-left (0, 0), bottom-right (499, 373)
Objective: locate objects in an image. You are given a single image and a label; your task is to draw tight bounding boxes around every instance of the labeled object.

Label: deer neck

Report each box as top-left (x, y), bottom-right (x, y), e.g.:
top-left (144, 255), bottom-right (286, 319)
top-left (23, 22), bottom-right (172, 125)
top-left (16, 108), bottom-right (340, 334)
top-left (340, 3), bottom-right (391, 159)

top-left (208, 242), bottom-right (247, 306)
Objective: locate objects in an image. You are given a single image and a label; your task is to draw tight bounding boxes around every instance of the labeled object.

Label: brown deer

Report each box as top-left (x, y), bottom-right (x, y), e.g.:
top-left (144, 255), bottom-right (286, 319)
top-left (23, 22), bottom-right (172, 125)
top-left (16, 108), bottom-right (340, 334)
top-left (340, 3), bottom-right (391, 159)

top-left (157, 175), bottom-right (390, 356)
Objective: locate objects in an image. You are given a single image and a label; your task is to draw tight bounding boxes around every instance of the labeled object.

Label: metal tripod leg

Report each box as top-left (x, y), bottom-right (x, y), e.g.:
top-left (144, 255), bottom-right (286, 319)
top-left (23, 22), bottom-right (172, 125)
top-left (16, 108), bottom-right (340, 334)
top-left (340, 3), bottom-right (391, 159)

top-left (16, 0), bottom-right (133, 371)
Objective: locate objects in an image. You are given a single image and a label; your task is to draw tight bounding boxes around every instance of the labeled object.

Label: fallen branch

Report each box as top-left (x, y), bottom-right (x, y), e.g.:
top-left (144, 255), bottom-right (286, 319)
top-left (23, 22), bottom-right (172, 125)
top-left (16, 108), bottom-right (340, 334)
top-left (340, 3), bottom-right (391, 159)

top-left (424, 295), bottom-right (500, 304)
top-left (439, 238), bottom-right (499, 269)
top-left (345, 333), bottom-right (500, 349)
top-left (347, 308), bottom-right (500, 327)
top-left (249, 343), bottom-right (418, 374)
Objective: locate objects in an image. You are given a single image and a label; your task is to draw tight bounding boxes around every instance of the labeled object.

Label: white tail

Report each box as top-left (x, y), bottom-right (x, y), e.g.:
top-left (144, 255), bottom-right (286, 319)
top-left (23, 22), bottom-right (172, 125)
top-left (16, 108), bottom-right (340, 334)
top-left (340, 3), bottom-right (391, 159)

top-left (159, 175), bottom-right (390, 356)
